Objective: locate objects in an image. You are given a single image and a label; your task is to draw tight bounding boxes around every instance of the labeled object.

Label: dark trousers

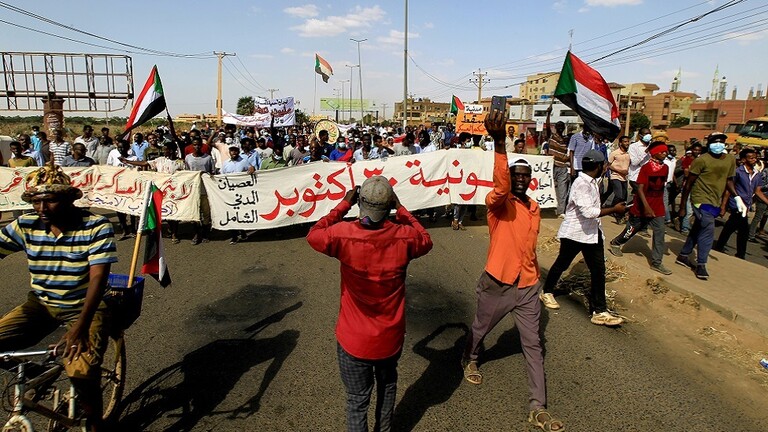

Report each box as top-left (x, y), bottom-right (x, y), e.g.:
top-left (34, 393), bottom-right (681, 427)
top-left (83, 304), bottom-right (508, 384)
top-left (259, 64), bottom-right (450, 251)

top-left (337, 344), bottom-right (401, 432)
top-left (680, 206), bottom-right (716, 265)
top-left (612, 215), bottom-right (666, 266)
top-left (609, 179), bottom-right (627, 205)
top-left (117, 213), bottom-right (137, 234)
top-left (463, 272), bottom-right (546, 410)
top-left (543, 234), bottom-right (607, 314)
top-left (715, 209), bottom-right (749, 259)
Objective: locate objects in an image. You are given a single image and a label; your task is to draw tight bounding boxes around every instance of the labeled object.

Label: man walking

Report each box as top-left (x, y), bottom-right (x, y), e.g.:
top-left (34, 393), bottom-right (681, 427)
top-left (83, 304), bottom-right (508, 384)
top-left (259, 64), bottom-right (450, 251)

top-left (714, 148), bottom-right (768, 259)
top-left (568, 125), bottom-right (595, 180)
top-left (539, 150), bottom-right (627, 325)
top-left (676, 133), bottom-right (741, 279)
top-left (307, 176), bottom-right (432, 432)
top-left (606, 135), bottom-right (631, 220)
top-left (545, 120), bottom-right (570, 217)
top-left (461, 111), bottom-right (564, 432)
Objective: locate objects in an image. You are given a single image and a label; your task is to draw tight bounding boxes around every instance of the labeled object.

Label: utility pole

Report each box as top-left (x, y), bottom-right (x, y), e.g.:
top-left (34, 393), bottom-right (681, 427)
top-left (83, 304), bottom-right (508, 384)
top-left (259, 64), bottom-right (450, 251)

top-left (214, 51), bottom-right (236, 126)
top-left (403, 0), bottom-right (408, 130)
top-left (351, 38), bottom-right (367, 125)
top-left (470, 69), bottom-right (490, 103)
top-left (339, 80), bottom-right (349, 123)
top-left (346, 64), bottom-right (358, 122)
top-left (267, 88), bottom-right (279, 99)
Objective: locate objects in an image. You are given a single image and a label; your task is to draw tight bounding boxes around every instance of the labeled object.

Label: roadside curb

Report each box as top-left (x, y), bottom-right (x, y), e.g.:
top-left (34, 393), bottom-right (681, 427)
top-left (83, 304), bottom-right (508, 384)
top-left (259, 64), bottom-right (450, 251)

top-left (539, 218), bottom-right (768, 337)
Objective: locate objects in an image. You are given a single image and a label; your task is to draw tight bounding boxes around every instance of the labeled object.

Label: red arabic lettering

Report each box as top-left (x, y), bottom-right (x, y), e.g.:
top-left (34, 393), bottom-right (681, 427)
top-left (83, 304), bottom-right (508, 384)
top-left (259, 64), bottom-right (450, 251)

top-left (261, 188), bottom-right (300, 221)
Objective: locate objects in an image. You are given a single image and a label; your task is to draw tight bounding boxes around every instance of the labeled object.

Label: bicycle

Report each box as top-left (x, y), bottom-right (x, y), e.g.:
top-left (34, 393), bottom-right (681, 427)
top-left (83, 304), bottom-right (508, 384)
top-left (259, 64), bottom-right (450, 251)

top-left (0, 334), bottom-right (125, 432)
top-left (0, 274), bottom-right (142, 431)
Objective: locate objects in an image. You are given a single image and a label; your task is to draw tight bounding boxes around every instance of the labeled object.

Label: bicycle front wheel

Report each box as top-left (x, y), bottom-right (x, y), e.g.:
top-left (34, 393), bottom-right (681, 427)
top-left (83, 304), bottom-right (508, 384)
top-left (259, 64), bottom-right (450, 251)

top-left (101, 334), bottom-right (126, 422)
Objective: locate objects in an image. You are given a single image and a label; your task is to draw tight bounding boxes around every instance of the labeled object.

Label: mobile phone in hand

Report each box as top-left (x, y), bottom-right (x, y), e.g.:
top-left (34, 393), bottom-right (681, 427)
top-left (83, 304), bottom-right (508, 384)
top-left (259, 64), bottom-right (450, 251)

top-left (490, 96), bottom-right (506, 116)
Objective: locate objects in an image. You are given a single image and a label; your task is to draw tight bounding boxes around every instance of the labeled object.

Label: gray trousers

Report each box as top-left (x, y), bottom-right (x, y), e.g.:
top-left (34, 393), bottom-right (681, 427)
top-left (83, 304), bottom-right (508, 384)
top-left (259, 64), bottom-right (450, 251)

top-left (749, 201), bottom-right (767, 240)
top-left (463, 272), bottom-right (546, 410)
top-left (337, 343), bottom-right (401, 432)
top-left (553, 166), bottom-right (570, 216)
top-left (611, 215), bottom-right (666, 266)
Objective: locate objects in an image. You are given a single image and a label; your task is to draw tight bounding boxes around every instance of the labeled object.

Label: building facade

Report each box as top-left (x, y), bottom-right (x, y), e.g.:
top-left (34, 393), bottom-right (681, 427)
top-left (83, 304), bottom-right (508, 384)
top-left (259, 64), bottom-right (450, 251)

top-left (393, 97), bottom-right (451, 126)
top-left (519, 72), bottom-right (560, 102)
top-left (643, 91), bottom-right (699, 129)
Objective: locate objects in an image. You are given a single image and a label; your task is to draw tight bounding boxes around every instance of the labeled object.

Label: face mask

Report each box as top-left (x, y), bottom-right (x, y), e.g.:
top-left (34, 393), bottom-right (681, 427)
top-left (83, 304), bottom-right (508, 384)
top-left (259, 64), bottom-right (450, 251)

top-left (641, 134), bottom-right (652, 143)
top-left (463, 142), bottom-right (472, 148)
top-left (338, 143), bottom-right (347, 149)
top-left (709, 143), bottom-right (726, 154)
top-left (225, 138), bottom-right (233, 144)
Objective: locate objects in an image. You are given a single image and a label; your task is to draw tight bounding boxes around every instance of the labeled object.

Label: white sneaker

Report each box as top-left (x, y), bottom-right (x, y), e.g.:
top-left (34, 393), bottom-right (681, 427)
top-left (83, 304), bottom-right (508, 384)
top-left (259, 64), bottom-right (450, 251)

top-left (590, 311), bottom-right (623, 326)
top-left (539, 293), bottom-right (561, 310)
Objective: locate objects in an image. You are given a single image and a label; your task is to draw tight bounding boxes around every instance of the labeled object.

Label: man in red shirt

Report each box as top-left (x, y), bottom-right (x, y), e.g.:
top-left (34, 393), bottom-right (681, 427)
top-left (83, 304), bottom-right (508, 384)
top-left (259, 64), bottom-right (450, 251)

top-left (609, 141), bottom-right (673, 275)
top-left (307, 176), bottom-right (433, 432)
top-left (461, 111), bottom-right (564, 432)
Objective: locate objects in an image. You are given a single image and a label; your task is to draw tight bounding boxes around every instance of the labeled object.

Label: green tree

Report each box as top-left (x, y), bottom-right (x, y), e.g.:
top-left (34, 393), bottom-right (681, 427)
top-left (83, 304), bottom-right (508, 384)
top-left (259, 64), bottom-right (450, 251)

top-left (630, 112), bottom-right (651, 131)
top-left (669, 116), bottom-right (690, 128)
top-left (295, 109), bottom-right (310, 126)
top-left (236, 96), bottom-right (255, 115)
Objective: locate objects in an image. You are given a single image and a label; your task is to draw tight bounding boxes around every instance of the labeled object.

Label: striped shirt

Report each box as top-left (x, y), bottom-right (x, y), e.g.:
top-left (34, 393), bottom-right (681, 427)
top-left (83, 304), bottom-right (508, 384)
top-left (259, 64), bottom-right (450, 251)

top-left (567, 132), bottom-right (595, 171)
top-left (0, 212), bottom-right (118, 309)
top-left (49, 141), bottom-right (72, 165)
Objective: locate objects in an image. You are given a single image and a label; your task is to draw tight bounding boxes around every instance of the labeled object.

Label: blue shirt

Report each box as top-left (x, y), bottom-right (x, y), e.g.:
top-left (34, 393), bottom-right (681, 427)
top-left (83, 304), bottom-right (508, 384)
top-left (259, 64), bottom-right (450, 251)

top-left (330, 148), bottom-right (349, 161)
top-left (131, 141), bottom-right (149, 161)
top-left (729, 164), bottom-right (762, 209)
top-left (30, 135), bottom-right (42, 152)
top-left (243, 150), bottom-right (261, 170)
top-left (568, 132), bottom-right (595, 171)
top-left (221, 156), bottom-right (251, 174)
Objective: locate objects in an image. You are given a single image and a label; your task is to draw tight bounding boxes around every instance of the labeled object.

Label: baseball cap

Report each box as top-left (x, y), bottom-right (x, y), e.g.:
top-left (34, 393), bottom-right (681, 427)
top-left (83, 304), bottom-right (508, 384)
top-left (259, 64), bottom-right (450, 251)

top-left (358, 176), bottom-right (393, 223)
top-left (582, 149), bottom-right (605, 164)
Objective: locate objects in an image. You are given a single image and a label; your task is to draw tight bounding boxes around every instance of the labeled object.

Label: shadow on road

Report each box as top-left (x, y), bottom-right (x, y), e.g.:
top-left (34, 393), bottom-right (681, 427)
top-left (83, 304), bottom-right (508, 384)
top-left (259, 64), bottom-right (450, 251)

top-left (394, 323), bottom-right (467, 432)
top-left (117, 302), bottom-right (302, 431)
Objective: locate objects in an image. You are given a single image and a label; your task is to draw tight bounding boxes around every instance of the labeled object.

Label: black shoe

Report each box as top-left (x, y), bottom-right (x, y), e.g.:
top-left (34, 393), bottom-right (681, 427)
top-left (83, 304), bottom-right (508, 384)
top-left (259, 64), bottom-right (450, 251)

top-left (675, 254), bottom-right (692, 268)
top-left (695, 265), bottom-right (709, 280)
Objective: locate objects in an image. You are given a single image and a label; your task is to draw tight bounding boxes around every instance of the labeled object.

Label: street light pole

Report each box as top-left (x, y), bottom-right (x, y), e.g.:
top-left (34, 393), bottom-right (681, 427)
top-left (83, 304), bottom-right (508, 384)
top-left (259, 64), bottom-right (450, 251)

top-left (339, 79), bottom-right (349, 123)
top-left (351, 38), bottom-right (367, 125)
top-left (403, 0), bottom-right (408, 130)
top-left (346, 64), bottom-right (357, 122)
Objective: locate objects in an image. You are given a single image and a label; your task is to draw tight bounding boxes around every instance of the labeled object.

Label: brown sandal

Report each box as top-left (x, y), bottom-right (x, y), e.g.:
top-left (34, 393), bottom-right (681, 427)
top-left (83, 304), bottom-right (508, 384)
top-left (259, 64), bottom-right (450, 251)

top-left (529, 408), bottom-right (565, 431)
top-left (461, 359), bottom-right (482, 385)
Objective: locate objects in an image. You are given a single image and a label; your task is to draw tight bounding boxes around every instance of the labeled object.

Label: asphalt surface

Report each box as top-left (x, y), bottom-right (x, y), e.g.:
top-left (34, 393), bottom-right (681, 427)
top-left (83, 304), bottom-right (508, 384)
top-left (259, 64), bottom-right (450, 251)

top-left (1, 214), bottom-right (767, 431)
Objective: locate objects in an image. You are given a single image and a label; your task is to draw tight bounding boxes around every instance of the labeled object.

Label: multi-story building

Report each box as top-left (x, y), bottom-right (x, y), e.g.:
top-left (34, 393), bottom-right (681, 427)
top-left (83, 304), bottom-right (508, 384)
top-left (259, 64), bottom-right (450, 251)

top-left (643, 91), bottom-right (699, 129)
top-left (393, 97), bottom-right (451, 126)
top-left (689, 99), bottom-right (768, 132)
top-left (508, 99), bottom-right (582, 128)
top-left (519, 72), bottom-right (560, 102)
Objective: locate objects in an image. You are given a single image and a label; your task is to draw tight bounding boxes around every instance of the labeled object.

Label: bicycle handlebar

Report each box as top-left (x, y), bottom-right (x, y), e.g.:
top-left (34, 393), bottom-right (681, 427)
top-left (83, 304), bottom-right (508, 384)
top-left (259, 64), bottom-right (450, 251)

top-left (0, 348), bottom-right (59, 361)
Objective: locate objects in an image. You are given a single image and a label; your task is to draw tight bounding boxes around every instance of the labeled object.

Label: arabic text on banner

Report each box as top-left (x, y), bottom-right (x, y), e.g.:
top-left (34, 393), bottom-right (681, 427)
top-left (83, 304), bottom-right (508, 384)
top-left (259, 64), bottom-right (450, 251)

top-left (0, 166), bottom-right (202, 222)
top-left (223, 97), bottom-right (296, 128)
top-left (455, 111), bottom-right (488, 136)
top-left (203, 150), bottom-right (556, 230)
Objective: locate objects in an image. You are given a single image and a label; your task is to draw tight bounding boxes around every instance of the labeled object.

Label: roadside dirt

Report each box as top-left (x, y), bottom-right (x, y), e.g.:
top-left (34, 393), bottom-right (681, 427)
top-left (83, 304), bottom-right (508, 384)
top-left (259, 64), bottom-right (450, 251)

top-left (537, 234), bottom-right (768, 405)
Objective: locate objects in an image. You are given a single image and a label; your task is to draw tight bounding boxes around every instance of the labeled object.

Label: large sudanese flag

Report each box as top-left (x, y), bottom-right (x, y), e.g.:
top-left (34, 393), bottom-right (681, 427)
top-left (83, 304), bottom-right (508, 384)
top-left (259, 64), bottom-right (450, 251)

top-left (450, 95), bottom-right (465, 115)
top-left (141, 182), bottom-right (171, 288)
top-left (124, 65), bottom-right (167, 133)
top-left (315, 53), bottom-right (333, 83)
top-left (554, 51), bottom-right (621, 141)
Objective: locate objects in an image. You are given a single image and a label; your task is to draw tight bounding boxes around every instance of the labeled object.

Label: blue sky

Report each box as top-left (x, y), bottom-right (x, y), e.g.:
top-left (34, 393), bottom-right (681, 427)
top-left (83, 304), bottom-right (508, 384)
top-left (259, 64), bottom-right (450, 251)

top-left (2, 0), bottom-right (766, 118)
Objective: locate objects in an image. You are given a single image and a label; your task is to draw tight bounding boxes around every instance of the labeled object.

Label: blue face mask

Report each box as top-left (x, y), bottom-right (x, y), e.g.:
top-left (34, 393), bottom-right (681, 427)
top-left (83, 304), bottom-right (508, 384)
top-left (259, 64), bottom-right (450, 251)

top-left (709, 143), bottom-right (726, 154)
top-left (641, 134), bottom-right (652, 143)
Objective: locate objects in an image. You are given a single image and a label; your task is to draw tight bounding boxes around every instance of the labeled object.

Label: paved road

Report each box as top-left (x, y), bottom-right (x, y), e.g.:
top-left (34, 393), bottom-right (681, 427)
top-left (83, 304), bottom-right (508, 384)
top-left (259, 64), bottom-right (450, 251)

top-left (1, 215), bottom-right (767, 431)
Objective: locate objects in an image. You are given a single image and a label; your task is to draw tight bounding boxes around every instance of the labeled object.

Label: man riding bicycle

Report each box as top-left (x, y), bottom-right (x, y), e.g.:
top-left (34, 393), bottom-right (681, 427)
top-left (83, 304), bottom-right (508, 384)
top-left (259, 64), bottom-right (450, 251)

top-left (0, 163), bottom-right (118, 432)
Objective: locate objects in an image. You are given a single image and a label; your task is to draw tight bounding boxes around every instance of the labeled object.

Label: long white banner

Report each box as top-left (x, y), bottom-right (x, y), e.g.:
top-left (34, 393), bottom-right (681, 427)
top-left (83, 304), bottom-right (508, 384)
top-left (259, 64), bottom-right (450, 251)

top-left (203, 150), bottom-right (556, 230)
top-left (0, 166), bottom-right (202, 222)
top-left (222, 96), bottom-right (296, 128)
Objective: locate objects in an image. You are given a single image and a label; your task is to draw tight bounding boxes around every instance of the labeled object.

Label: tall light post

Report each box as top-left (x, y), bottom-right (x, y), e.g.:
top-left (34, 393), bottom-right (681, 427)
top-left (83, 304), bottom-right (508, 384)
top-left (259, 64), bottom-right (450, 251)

top-left (339, 79), bottom-right (349, 123)
top-left (346, 64), bottom-right (357, 122)
top-left (403, 0), bottom-right (408, 130)
top-left (350, 38), bottom-right (367, 125)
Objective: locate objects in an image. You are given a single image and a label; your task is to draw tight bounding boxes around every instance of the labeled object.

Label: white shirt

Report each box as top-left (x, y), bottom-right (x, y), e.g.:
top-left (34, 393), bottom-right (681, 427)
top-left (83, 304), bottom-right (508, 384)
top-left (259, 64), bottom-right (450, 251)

top-left (663, 157), bottom-right (676, 183)
top-left (557, 172), bottom-right (603, 244)
top-left (106, 148), bottom-right (136, 167)
top-left (421, 143), bottom-right (437, 153)
top-left (628, 141), bottom-right (650, 182)
top-left (75, 135), bottom-right (100, 159)
top-left (148, 156), bottom-right (185, 174)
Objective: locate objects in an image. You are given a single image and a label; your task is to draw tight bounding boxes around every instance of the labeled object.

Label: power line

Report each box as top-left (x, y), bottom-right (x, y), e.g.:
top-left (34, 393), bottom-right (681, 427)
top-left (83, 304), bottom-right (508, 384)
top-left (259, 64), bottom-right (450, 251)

top-left (226, 57), bottom-right (267, 93)
top-left (234, 56), bottom-right (268, 91)
top-left (0, 1), bottom-right (215, 58)
top-left (221, 61), bottom-right (263, 95)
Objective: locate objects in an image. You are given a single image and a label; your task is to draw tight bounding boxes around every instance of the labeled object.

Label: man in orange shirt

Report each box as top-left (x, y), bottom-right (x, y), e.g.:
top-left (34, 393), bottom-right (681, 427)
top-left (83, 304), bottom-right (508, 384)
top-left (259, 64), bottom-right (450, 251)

top-left (461, 111), bottom-right (564, 432)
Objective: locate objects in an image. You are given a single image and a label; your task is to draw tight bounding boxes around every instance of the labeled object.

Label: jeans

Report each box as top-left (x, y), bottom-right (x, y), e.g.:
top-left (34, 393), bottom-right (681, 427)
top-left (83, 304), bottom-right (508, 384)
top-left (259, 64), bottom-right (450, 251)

top-left (663, 185), bottom-right (670, 223)
top-left (543, 234), bottom-right (607, 314)
top-left (715, 209), bottom-right (749, 259)
top-left (611, 215), bottom-right (666, 266)
top-left (453, 205), bottom-right (467, 223)
top-left (680, 205), bottom-right (716, 265)
top-left (749, 201), bottom-right (768, 240)
top-left (337, 344), bottom-right (401, 432)
top-left (609, 179), bottom-right (627, 206)
top-left (681, 198), bottom-right (694, 233)
top-left (553, 166), bottom-right (570, 215)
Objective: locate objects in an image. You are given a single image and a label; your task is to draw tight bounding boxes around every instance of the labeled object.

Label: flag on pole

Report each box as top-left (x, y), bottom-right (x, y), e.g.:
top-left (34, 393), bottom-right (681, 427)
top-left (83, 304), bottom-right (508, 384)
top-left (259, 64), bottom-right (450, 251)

top-left (315, 54), bottom-right (333, 83)
top-left (141, 182), bottom-right (171, 287)
top-left (554, 51), bottom-right (621, 140)
top-left (124, 66), bottom-right (167, 134)
top-left (449, 95), bottom-right (465, 115)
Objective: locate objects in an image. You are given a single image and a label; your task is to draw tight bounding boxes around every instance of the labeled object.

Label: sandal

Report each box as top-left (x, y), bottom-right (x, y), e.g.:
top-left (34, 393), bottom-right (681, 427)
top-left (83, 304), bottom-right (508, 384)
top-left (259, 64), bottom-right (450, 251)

top-left (529, 408), bottom-right (565, 432)
top-left (461, 359), bottom-right (482, 385)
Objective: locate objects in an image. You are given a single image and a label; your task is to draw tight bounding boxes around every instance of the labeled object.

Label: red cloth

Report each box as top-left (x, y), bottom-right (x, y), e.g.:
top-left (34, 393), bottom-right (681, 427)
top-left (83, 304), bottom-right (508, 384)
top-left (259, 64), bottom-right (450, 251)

top-left (681, 155), bottom-right (694, 171)
top-left (307, 201), bottom-right (433, 360)
top-left (484, 152), bottom-right (541, 287)
top-left (631, 159), bottom-right (669, 217)
top-left (184, 143), bottom-right (210, 156)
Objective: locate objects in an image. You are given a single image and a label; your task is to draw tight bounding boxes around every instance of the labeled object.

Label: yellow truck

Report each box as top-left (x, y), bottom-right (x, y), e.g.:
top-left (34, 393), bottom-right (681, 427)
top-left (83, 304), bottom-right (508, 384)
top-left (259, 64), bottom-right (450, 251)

top-left (735, 117), bottom-right (768, 148)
